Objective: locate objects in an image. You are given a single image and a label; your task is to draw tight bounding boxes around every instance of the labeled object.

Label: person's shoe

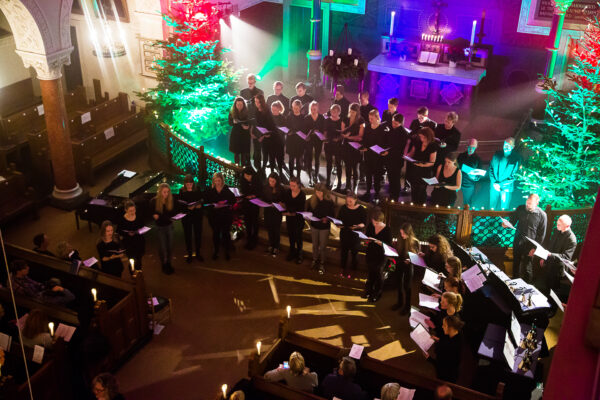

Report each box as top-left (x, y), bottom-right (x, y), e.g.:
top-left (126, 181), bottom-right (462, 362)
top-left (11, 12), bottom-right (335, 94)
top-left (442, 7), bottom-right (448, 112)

top-left (390, 303), bottom-right (402, 311)
top-left (311, 260), bottom-right (318, 270)
top-left (286, 252), bottom-right (296, 262)
top-left (212, 252), bottom-right (218, 260)
top-left (186, 255), bottom-right (193, 264)
top-left (361, 292), bottom-right (370, 299)
top-left (165, 263), bottom-right (174, 275)
top-left (296, 253), bottom-right (304, 264)
top-left (272, 248), bottom-right (279, 258)
top-left (308, 176), bottom-right (314, 187)
top-left (317, 266), bottom-right (325, 275)
top-left (265, 246), bottom-right (273, 253)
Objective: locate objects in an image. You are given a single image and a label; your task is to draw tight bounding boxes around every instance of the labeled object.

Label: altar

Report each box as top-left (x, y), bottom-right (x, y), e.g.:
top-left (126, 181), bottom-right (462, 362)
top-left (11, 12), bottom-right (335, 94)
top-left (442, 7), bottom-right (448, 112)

top-left (368, 54), bottom-right (487, 108)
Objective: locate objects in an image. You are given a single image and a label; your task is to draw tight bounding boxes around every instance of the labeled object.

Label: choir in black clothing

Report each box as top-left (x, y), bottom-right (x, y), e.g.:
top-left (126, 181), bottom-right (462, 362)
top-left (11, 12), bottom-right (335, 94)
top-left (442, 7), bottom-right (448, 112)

top-left (409, 106), bottom-right (437, 133)
top-left (360, 109), bottom-right (386, 201)
top-left (151, 183), bottom-right (177, 274)
top-left (323, 104), bottom-right (344, 189)
top-left (304, 101), bottom-right (326, 186)
top-left (97, 221), bottom-right (126, 277)
top-left (290, 82), bottom-right (314, 115)
top-left (228, 97), bottom-right (251, 167)
top-left (338, 192), bottom-right (366, 277)
top-left (384, 113), bottom-right (411, 201)
top-left (266, 81), bottom-right (290, 112)
top-left (240, 167), bottom-right (262, 250)
top-left (263, 172), bottom-right (284, 257)
top-left (362, 209), bottom-right (392, 302)
top-left (434, 112), bottom-right (461, 169)
top-left (179, 174), bottom-right (204, 262)
top-left (406, 127), bottom-right (438, 204)
top-left (341, 103), bottom-right (364, 193)
top-left (285, 100), bottom-right (306, 178)
top-left (117, 200), bottom-right (145, 271)
top-left (457, 139), bottom-right (482, 206)
top-left (254, 94), bottom-right (277, 171)
top-left (308, 183), bottom-right (335, 274)
top-left (205, 172), bottom-right (237, 260)
top-left (282, 177), bottom-right (307, 264)
top-left (392, 223), bottom-right (420, 315)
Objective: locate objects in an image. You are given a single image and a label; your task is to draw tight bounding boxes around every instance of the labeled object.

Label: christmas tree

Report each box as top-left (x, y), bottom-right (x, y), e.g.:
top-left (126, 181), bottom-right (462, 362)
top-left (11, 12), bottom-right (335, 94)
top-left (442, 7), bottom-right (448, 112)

top-left (517, 12), bottom-right (600, 208)
top-left (137, 0), bottom-right (238, 149)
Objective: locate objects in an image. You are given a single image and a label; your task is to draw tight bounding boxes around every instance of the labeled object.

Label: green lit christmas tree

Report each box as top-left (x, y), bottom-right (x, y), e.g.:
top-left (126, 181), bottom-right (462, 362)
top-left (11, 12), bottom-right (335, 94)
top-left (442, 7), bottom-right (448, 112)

top-left (517, 12), bottom-right (600, 208)
top-left (137, 0), bottom-right (238, 148)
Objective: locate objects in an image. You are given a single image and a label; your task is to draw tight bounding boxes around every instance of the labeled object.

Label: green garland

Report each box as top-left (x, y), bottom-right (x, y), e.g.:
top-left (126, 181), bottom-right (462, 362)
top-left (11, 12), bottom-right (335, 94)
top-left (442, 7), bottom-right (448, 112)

top-left (321, 52), bottom-right (366, 80)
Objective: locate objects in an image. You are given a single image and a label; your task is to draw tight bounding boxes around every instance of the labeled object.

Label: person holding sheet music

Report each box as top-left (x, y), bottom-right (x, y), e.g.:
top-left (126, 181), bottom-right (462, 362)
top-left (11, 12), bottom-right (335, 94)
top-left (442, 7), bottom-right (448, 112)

top-left (360, 109), bottom-right (386, 202)
top-left (457, 139), bottom-right (482, 206)
top-left (270, 101), bottom-right (286, 174)
top-left (532, 214), bottom-right (576, 296)
top-left (426, 315), bottom-right (464, 383)
top-left (117, 200), bottom-right (146, 271)
top-left (266, 81), bottom-right (290, 113)
top-left (254, 94), bottom-right (276, 171)
top-left (503, 193), bottom-right (547, 283)
top-left (282, 176), bottom-right (307, 264)
top-left (382, 113), bottom-right (410, 201)
top-left (151, 183), bottom-right (176, 274)
top-left (332, 85), bottom-right (350, 118)
top-left (97, 220), bottom-right (127, 277)
top-left (262, 172), bottom-right (284, 258)
top-left (303, 101), bottom-right (326, 186)
top-left (341, 103), bottom-right (364, 193)
top-left (286, 100), bottom-right (305, 179)
top-left (406, 127), bottom-right (438, 204)
top-left (338, 192), bottom-right (367, 278)
top-left (381, 97), bottom-right (398, 126)
top-left (489, 137), bottom-right (522, 210)
top-left (420, 234), bottom-right (453, 274)
top-left (358, 91), bottom-right (376, 122)
top-left (431, 292), bottom-right (463, 337)
top-left (179, 175), bottom-right (204, 263)
top-left (434, 112), bottom-right (461, 169)
top-left (408, 106), bottom-right (437, 133)
top-left (430, 152), bottom-right (462, 207)
top-left (21, 309), bottom-right (54, 349)
top-left (228, 97), bottom-right (251, 167)
top-left (240, 167), bottom-right (262, 250)
top-left (240, 73), bottom-right (263, 118)
top-left (205, 172), bottom-right (237, 261)
top-left (362, 209), bottom-right (392, 302)
top-left (324, 104), bottom-right (344, 190)
top-left (289, 82), bottom-right (313, 115)
top-left (392, 223), bottom-right (420, 315)
top-left (307, 183), bottom-right (335, 274)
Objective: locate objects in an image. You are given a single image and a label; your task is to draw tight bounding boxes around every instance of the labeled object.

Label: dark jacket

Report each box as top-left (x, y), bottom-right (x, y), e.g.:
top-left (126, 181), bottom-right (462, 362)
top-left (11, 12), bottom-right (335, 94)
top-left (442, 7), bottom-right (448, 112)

top-left (509, 205), bottom-right (547, 249)
top-left (320, 371), bottom-right (367, 400)
top-left (489, 150), bottom-right (522, 191)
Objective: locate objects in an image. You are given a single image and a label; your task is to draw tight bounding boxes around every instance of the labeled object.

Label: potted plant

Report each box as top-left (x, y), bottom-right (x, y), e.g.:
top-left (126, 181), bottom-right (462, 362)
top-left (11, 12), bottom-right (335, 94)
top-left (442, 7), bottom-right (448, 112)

top-left (447, 37), bottom-right (470, 68)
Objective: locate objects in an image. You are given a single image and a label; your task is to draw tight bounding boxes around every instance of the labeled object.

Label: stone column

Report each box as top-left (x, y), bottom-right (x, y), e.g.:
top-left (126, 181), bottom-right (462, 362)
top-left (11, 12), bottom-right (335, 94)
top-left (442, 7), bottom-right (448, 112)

top-left (18, 49), bottom-right (84, 205)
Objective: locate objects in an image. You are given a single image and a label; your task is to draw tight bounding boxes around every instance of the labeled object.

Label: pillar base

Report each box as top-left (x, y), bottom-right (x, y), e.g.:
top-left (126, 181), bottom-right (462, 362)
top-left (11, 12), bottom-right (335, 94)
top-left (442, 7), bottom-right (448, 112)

top-left (50, 184), bottom-right (88, 210)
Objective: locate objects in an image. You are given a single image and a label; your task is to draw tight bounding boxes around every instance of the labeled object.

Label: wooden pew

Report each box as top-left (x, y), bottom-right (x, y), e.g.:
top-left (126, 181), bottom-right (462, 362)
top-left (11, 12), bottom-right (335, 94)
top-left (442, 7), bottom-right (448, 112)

top-left (3, 244), bottom-right (151, 370)
top-left (0, 170), bottom-right (38, 226)
top-left (248, 323), bottom-right (504, 400)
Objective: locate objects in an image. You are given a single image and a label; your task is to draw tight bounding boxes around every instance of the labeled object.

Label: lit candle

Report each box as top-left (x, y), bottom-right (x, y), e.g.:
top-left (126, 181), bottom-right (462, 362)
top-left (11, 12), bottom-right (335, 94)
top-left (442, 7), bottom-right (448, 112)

top-left (470, 20), bottom-right (477, 47)
top-left (329, 49), bottom-right (333, 56)
top-left (48, 322), bottom-right (54, 337)
top-left (91, 288), bottom-right (97, 302)
top-left (221, 384), bottom-right (227, 398)
top-left (336, 58), bottom-right (341, 65)
top-left (129, 259), bottom-right (135, 273)
top-left (256, 341), bottom-right (261, 355)
top-left (390, 11), bottom-right (396, 37)
top-left (421, 33), bottom-right (424, 40)
top-left (286, 305), bottom-right (291, 319)
top-left (347, 48), bottom-right (352, 55)
top-left (353, 59), bottom-right (358, 66)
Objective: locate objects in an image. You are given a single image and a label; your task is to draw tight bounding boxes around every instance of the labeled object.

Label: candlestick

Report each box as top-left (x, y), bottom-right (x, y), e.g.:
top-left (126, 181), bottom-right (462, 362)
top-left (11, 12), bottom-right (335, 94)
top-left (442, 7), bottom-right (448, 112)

top-left (256, 341), bottom-right (261, 356)
top-left (91, 288), bottom-right (97, 302)
top-left (336, 58), bottom-right (341, 65)
top-left (470, 20), bottom-right (477, 47)
top-left (129, 259), bottom-right (135, 273)
top-left (48, 322), bottom-right (54, 337)
top-left (353, 59), bottom-right (358, 66)
top-left (390, 11), bottom-right (396, 37)
top-left (347, 48), bottom-right (352, 55)
top-left (329, 49), bottom-right (333, 56)
top-left (421, 33), bottom-right (424, 40)
top-left (286, 305), bottom-right (291, 319)
top-left (221, 384), bottom-right (227, 398)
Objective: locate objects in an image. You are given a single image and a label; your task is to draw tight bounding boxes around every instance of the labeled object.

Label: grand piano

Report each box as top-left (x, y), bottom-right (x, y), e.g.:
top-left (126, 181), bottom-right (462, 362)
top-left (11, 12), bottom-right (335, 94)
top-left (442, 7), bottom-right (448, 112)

top-left (75, 170), bottom-right (185, 230)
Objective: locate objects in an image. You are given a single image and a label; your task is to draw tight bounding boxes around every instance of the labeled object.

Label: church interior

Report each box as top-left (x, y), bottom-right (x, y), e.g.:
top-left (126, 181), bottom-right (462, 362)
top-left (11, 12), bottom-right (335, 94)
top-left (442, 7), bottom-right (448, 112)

top-left (0, 0), bottom-right (599, 399)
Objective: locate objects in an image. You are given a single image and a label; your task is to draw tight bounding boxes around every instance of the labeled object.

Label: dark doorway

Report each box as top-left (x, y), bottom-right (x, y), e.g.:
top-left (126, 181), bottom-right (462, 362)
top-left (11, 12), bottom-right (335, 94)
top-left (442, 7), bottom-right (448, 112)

top-left (64, 26), bottom-right (83, 91)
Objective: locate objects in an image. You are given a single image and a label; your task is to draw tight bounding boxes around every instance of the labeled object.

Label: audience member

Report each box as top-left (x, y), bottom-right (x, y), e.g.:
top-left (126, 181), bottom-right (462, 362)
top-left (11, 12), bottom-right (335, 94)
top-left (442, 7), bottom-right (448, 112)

top-left (229, 391), bottom-right (245, 400)
top-left (92, 372), bottom-right (126, 400)
top-left (9, 260), bottom-right (75, 306)
top-left (33, 233), bottom-right (54, 257)
top-left (321, 356), bottom-right (367, 400)
top-left (428, 315), bottom-right (464, 383)
top-left (380, 382), bottom-right (400, 400)
top-left (21, 309), bottom-right (53, 349)
top-left (264, 351), bottom-right (318, 392)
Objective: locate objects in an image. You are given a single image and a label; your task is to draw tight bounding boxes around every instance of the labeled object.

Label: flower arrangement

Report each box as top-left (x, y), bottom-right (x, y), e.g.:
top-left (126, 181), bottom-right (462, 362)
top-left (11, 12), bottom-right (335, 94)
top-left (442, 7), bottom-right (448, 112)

top-left (447, 37), bottom-right (470, 63)
top-left (321, 50), bottom-right (367, 81)
top-left (230, 202), bottom-right (245, 240)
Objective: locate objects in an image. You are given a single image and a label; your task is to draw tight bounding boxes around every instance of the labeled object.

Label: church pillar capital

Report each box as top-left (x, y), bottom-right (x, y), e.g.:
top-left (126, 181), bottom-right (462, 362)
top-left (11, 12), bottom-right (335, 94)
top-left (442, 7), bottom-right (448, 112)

top-left (16, 46), bottom-right (73, 80)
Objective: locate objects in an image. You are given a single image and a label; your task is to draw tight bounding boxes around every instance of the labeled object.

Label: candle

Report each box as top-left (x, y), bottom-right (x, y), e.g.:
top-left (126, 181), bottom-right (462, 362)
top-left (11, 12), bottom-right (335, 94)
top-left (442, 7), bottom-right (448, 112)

top-left (221, 384), bottom-right (227, 398)
top-left (336, 58), bottom-right (341, 65)
top-left (421, 33), bottom-right (424, 40)
top-left (48, 322), bottom-right (54, 337)
top-left (390, 11), bottom-right (396, 37)
top-left (347, 48), bottom-right (352, 55)
top-left (129, 259), bottom-right (135, 273)
top-left (329, 49), bottom-right (333, 56)
top-left (91, 288), bottom-right (97, 302)
top-left (470, 20), bottom-right (477, 47)
top-left (286, 305), bottom-right (291, 319)
top-left (353, 59), bottom-right (358, 66)
top-left (256, 341), bottom-right (261, 355)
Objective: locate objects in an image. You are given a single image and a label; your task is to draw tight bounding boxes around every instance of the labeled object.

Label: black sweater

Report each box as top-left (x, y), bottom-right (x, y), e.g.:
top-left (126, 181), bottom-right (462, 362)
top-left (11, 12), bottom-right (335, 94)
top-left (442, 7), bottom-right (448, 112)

top-left (178, 188), bottom-right (204, 220)
top-left (308, 199), bottom-right (335, 230)
top-left (434, 333), bottom-right (462, 383)
top-left (282, 189), bottom-right (306, 214)
top-left (338, 205), bottom-right (367, 229)
top-left (150, 198), bottom-right (176, 227)
top-left (365, 224), bottom-right (392, 264)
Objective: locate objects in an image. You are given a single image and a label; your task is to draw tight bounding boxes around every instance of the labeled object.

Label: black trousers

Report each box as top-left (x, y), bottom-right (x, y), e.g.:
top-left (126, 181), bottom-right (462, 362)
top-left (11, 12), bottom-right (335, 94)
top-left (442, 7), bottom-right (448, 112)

top-left (340, 230), bottom-right (359, 271)
top-left (461, 184), bottom-right (475, 206)
top-left (264, 208), bottom-right (282, 249)
top-left (344, 161), bottom-right (358, 190)
top-left (234, 152), bottom-right (251, 167)
top-left (365, 165), bottom-right (382, 196)
top-left (267, 140), bottom-right (284, 172)
top-left (244, 204), bottom-right (259, 247)
top-left (304, 140), bottom-right (323, 176)
top-left (513, 246), bottom-right (533, 283)
top-left (410, 181), bottom-right (428, 204)
top-left (209, 218), bottom-right (231, 255)
top-left (288, 154), bottom-right (303, 179)
top-left (325, 143), bottom-right (342, 185)
top-left (396, 263), bottom-right (414, 307)
top-left (286, 215), bottom-right (304, 255)
top-left (252, 139), bottom-right (262, 170)
top-left (182, 216), bottom-right (203, 257)
top-left (365, 258), bottom-right (386, 298)
top-left (387, 163), bottom-right (402, 201)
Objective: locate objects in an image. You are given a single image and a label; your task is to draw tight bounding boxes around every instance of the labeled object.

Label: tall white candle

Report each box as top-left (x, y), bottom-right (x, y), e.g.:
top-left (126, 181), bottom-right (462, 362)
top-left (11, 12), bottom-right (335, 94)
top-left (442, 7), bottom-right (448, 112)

top-left (470, 20), bottom-right (477, 46)
top-left (286, 305), bottom-right (291, 319)
top-left (354, 59), bottom-right (358, 66)
top-left (221, 384), bottom-right (227, 398)
top-left (347, 48), bottom-right (352, 55)
top-left (256, 341), bottom-right (261, 355)
top-left (91, 288), bottom-right (97, 302)
top-left (390, 11), bottom-right (396, 37)
top-left (129, 259), bottom-right (135, 272)
top-left (48, 322), bottom-right (54, 337)
top-left (329, 49), bottom-right (333, 56)
top-left (336, 58), bottom-right (341, 65)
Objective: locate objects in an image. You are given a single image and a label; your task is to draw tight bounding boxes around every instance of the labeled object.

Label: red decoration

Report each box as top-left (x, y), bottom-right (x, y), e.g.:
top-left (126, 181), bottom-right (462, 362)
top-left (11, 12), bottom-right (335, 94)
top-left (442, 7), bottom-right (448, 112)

top-left (569, 20), bottom-right (600, 93)
top-left (169, 0), bottom-right (224, 44)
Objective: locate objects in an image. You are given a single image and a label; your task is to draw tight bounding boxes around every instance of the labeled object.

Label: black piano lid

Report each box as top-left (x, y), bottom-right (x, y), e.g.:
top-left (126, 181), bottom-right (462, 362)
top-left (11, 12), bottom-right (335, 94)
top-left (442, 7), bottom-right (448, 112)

top-left (108, 171), bottom-right (165, 199)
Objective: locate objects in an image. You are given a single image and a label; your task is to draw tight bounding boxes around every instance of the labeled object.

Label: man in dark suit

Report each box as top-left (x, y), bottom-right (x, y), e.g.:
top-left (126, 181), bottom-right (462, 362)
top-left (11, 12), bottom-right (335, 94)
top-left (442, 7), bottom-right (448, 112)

top-left (266, 81), bottom-right (290, 115)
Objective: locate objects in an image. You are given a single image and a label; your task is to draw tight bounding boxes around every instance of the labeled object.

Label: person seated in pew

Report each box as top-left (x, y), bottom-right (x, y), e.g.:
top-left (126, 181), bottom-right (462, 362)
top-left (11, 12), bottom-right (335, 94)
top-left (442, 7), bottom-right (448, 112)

top-left (97, 221), bottom-right (127, 278)
top-left (0, 303), bottom-right (18, 339)
top-left (56, 240), bottom-right (82, 273)
top-left (21, 309), bottom-right (53, 349)
top-left (92, 372), bottom-right (126, 400)
top-left (320, 356), bottom-right (367, 400)
top-left (435, 384), bottom-right (453, 399)
top-left (33, 233), bottom-right (55, 257)
top-left (264, 351), bottom-right (318, 393)
top-left (9, 260), bottom-right (75, 306)
top-left (431, 292), bottom-right (463, 337)
top-left (380, 382), bottom-right (400, 400)
top-left (419, 234), bottom-right (453, 274)
top-left (425, 315), bottom-right (464, 383)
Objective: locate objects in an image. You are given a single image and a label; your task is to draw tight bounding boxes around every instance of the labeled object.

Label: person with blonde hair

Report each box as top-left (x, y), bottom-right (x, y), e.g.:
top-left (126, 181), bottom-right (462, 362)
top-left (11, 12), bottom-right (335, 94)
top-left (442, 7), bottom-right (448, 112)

top-left (324, 103), bottom-right (344, 189)
top-left (432, 291), bottom-right (463, 336)
top-left (304, 100), bottom-right (326, 186)
top-left (360, 108), bottom-right (386, 202)
top-left (269, 100), bottom-right (286, 174)
top-left (205, 172), bottom-right (236, 260)
top-left (380, 382), bottom-right (400, 400)
top-left (264, 351), bottom-right (318, 392)
top-left (151, 183), bottom-right (176, 274)
top-left (434, 111), bottom-right (461, 169)
top-left (341, 103), bottom-right (364, 192)
top-left (308, 183), bottom-right (335, 274)
top-left (97, 220), bottom-right (127, 277)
